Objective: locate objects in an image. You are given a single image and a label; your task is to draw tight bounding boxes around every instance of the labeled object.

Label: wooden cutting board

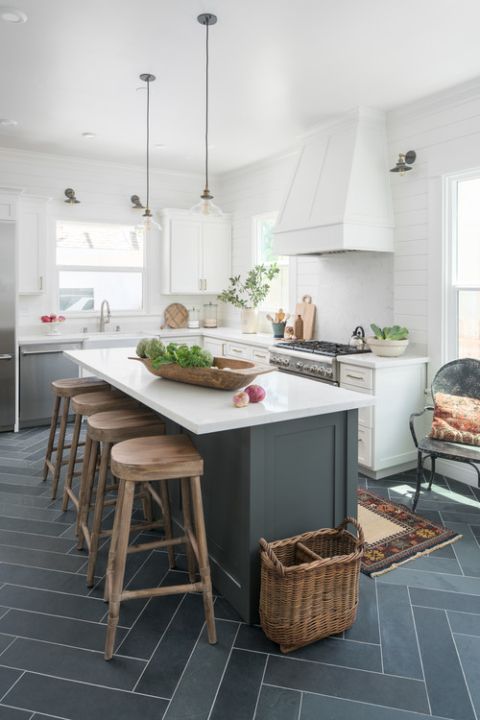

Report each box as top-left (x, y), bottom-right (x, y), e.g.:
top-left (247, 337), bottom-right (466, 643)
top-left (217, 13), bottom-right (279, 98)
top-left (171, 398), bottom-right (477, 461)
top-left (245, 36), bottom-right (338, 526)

top-left (164, 303), bottom-right (188, 329)
top-left (294, 295), bottom-right (316, 340)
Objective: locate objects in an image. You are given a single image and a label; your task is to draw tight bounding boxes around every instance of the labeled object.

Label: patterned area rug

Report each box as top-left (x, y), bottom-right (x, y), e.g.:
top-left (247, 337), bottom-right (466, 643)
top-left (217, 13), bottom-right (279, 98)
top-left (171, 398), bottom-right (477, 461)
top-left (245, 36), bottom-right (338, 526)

top-left (358, 489), bottom-right (462, 576)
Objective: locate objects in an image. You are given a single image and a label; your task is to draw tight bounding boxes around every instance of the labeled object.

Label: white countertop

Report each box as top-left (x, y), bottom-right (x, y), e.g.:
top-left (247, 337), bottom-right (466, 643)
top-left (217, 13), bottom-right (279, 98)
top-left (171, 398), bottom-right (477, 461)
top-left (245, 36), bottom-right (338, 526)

top-left (17, 327), bottom-right (275, 348)
top-left (65, 347), bottom-right (374, 435)
top-left (337, 350), bottom-right (429, 369)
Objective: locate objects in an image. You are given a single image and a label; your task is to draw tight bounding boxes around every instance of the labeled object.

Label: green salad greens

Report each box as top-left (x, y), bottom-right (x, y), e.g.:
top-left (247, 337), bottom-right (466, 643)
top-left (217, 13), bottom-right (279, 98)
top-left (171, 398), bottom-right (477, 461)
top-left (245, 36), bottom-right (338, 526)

top-left (370, 324), bottom-right (409, 341)
top-left (136, 338), bottom-right (213, 369)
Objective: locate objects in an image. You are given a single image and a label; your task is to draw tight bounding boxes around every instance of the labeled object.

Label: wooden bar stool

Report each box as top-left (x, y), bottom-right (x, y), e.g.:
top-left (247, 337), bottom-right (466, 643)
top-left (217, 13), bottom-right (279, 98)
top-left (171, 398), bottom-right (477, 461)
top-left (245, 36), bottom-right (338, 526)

top-left (78, 407), bottom-right (171, 588)
top-left (62, 390), bottom-right (137, 513)
top-left (104, 434), bottom-right (217, 660)
top-left (43, 377), bottom-right (110, 499)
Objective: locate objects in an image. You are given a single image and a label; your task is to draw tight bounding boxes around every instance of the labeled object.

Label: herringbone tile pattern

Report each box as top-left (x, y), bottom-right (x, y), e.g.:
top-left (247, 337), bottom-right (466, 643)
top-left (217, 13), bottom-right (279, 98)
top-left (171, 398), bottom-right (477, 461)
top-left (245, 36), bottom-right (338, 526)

top-left (0, 428), bottom-right (478, 719)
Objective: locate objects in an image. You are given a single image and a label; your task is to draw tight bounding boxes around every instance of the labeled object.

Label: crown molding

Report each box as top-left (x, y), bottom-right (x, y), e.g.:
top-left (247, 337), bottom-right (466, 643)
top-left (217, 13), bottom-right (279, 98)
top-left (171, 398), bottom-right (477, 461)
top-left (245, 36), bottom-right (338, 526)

top-left (387, 75), bottom-right (480, 126)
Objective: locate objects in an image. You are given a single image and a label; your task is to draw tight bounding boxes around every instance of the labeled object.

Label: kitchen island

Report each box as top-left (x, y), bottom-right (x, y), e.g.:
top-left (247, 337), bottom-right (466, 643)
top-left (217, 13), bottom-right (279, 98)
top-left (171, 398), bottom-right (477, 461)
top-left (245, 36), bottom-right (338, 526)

top-left (66, 347), bottom-right (374, 622)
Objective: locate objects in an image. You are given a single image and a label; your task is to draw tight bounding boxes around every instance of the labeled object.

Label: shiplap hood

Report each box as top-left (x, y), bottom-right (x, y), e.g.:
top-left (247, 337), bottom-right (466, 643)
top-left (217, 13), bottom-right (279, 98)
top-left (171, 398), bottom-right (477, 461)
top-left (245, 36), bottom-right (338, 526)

top-left (273, 108), bottom-right (394, 255)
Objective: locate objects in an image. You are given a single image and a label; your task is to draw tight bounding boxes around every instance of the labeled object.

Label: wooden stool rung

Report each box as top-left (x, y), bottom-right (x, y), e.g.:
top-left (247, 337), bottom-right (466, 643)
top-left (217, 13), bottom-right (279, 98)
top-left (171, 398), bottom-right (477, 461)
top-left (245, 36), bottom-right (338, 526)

top-left (121, 581), bottom-right (204, 602)
top-left (145, 483), bottom-right (166, 515)
top-left (185, 527), bottom-right (200, 565)
top-left (65, 487), bottom-right (80, 510)
top-left (126, 534), bottom-right (187, 555)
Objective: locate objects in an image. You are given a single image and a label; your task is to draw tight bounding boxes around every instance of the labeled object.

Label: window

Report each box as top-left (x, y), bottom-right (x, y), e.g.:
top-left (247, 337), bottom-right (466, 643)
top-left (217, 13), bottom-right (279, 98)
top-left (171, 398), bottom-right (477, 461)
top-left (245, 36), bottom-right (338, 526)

top-left (447, 175), bottom-right (480, 359)
top-left (254, 213), bottom-right (289, 312)
top-left (56, 221), bottom-right (145, 313)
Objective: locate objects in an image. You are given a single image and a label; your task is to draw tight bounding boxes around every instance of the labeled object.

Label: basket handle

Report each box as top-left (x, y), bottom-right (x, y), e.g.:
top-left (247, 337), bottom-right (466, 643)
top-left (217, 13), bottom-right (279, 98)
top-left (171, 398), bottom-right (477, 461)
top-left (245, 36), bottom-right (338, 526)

top-left (259, 537), bottom-right (286, 577)
top-left (337, 516), bottom-right (365, 548)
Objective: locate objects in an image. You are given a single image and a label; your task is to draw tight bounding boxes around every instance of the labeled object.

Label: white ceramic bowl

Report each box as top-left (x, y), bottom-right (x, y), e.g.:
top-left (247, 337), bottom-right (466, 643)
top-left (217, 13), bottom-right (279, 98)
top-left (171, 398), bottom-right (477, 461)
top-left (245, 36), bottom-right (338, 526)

top-left (366, 337), bottom-right (409, 357)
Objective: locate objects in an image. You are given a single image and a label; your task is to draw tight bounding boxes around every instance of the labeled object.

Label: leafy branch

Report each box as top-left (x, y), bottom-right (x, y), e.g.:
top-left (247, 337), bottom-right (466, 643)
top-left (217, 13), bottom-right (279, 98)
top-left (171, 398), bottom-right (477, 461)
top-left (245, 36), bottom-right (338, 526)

top-left (218, 264), bottom-right (280, 309)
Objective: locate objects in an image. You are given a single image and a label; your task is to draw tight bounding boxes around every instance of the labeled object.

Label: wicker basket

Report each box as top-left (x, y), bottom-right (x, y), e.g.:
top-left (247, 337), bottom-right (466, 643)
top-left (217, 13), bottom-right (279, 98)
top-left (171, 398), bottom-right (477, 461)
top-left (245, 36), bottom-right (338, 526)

top-left (259, 517), bottom-right (364, 653)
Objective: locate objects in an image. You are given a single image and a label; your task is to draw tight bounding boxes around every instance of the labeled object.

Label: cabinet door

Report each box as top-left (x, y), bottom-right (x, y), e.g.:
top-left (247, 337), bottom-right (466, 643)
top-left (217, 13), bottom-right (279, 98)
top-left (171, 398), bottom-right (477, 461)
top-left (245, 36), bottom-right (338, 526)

top-left (170, 220), bottom-right (202, 293)
top-left (203, 338), bottom-right (224, 357)
top-left (201, 222), bottom-right (231, 294)
top-left (18, 199), bottom-right (47, 294)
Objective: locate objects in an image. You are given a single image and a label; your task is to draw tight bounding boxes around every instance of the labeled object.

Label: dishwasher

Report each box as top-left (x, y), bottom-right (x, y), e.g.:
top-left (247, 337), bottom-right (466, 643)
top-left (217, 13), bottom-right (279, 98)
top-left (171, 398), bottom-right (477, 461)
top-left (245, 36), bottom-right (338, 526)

top-left (19, 341), bottom-right (83, 428)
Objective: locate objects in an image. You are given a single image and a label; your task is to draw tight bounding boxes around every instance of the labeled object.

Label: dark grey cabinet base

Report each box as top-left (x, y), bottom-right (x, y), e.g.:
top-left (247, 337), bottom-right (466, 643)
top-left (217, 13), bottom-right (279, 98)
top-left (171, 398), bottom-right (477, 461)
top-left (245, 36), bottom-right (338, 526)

top-left (167, 409), bottom-right (359, 624)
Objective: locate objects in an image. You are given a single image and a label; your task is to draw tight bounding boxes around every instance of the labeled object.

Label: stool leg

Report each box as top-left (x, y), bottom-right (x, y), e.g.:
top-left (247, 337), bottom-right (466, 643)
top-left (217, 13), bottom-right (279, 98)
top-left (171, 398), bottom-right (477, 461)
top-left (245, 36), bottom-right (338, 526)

top-left (141, 483), bottom-right (153, 523)
top-left (86, 442), bottom-right (111, 587)
top-left (51, 397), bottom-right (70, 500)
top-left (62, 412), bottom-right (82, 512)
top-left (43, 395), bottom-right (61, 481)
top-left (105, 479), bottom-right (135, 660)
top-left (180, 477), bottom-right (196, 581)
top-left (104, 478), bottom-right (126, 602)
top-left (159, 480), bottom-right (175, 570)
top-left (76, 438), bottom-right (98, 548)
top-left (190, 476), bottom-right (217, 645)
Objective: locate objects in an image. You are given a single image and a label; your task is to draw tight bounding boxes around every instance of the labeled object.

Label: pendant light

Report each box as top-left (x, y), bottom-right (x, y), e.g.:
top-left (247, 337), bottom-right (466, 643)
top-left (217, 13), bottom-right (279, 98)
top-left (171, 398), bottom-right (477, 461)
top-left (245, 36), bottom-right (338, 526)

top-left (191, 13), bottom-right (223, 217)
top-left (138, 73), bottom-right (160, 231)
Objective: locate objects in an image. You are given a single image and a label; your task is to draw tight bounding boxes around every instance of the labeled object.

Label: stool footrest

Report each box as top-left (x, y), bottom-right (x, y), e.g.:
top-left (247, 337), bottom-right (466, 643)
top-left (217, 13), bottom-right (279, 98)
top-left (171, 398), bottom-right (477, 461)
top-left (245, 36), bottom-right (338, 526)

top-left (127, 534), bottom-right (186, 555)
top-left (121, 581), bottom-right (204, 602)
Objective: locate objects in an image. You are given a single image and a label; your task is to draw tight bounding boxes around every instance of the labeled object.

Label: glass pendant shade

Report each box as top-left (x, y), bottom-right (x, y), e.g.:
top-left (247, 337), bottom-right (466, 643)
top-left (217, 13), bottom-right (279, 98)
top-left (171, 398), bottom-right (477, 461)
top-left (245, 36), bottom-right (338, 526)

top-left (191, 190), bottom-right (223, 217)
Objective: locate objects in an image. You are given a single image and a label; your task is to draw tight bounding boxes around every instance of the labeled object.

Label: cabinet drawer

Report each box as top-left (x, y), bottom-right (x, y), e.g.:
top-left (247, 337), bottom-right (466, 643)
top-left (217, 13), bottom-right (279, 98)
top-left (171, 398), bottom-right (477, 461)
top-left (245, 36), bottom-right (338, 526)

top-left (340, 383), bottom-right (374, 428)
top-left (357, 426), bottom-right (373, 468)
top-left (223, 342), bottom-right (253, 360)
top-left (340, 364), bottom-right (373, 390)
top-left (252, 348), bottom-right (270, 364)
top-left (203, 339), bottom-right (224, 357)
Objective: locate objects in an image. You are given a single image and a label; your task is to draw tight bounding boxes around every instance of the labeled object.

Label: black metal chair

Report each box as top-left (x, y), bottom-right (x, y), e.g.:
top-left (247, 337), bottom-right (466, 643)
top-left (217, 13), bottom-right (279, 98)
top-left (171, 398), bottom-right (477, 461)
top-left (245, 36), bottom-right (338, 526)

top-left (410, 358), bottom-right (480, 512)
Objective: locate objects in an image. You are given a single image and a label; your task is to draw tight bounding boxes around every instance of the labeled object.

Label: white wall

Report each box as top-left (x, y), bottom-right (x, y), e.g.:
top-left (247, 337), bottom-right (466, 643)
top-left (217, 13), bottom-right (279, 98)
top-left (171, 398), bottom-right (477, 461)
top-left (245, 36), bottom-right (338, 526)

top-left (0, 146), bottom-right (220, 333)
top-left (218, 151), bottom-right (393, 341)
top-left (387, 77), bottom-right (480, 370)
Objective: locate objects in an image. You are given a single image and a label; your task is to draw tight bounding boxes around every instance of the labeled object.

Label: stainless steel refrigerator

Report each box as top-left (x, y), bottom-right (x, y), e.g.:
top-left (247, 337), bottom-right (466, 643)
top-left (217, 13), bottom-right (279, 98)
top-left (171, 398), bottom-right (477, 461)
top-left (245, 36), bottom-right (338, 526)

top-left (0, 222), bottom-right (15, 431)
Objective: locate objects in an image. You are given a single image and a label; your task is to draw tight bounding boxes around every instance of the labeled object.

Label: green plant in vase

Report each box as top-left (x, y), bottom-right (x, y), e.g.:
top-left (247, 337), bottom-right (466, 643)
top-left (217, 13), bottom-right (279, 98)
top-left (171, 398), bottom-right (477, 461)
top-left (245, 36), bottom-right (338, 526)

top-left (218, 264), bottom-right (280, 333)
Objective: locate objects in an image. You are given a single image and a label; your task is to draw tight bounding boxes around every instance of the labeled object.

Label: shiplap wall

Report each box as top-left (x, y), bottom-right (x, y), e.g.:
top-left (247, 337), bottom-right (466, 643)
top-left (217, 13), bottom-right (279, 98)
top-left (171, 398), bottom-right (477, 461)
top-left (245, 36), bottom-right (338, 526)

top-left (218, 152), bottom-right (394, 341)
top-left (0, 147), bottom-right (220, 331)
top-left (387, 76), bottom-right (480, 369)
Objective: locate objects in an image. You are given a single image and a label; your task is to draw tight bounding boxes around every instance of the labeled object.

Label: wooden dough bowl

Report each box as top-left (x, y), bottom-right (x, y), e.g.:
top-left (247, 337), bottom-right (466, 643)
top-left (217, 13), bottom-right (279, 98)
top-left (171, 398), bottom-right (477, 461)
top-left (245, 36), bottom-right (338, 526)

top-left (132, 356), bottom-right (276, 391)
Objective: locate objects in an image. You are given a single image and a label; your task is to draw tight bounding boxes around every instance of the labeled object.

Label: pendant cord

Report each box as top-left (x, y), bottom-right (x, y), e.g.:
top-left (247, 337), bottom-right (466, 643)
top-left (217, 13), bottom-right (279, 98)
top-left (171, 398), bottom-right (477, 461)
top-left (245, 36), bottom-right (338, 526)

top-left (204, 19), bottom-right (209, 192)
top-left (146, 77), bottom-right (150, 211)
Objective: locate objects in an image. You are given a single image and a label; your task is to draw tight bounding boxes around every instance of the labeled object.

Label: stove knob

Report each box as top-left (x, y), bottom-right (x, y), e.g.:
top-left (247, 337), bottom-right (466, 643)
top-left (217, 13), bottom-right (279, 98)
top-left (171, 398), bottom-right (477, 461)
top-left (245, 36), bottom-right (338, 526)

top-left (283, 358), bottom-right (290, 366)
top-left (296, 361), bottom-right (304, 369)
top-left (326, 367), bottom-right (333, 377)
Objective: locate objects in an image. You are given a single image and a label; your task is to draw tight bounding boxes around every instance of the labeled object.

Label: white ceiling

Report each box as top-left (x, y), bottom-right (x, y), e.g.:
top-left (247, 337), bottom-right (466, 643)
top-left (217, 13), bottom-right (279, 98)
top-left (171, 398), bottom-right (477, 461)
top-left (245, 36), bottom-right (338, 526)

top-left (1, 0), bottom-right (480, 174)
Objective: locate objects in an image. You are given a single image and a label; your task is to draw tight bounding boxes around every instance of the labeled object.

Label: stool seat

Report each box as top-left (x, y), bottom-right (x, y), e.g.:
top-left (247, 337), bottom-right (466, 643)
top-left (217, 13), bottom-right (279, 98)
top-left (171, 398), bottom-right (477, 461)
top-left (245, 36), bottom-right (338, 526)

top-left (51, 376), bottom-right (109, 398)
top-left (111, 435), bottom-right (203, 482)
top-left (71, 390), bottom-right (136, 417)
top-left (87, 408), bottom-right (165, 443)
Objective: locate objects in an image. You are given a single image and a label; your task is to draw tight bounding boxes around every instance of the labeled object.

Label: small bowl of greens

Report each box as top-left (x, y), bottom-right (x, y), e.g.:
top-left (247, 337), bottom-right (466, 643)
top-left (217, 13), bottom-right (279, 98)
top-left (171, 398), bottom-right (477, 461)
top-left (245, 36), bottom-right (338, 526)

top-left (133, 338), bottom-right (275, 390)
top-left (366, 324), bottom-right (409, 357)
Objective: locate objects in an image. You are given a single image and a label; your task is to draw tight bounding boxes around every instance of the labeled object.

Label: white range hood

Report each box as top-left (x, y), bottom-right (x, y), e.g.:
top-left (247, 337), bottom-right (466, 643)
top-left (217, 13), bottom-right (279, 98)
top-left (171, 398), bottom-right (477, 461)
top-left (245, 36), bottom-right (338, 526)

top-left (273, 108), bottom-right (394, 256)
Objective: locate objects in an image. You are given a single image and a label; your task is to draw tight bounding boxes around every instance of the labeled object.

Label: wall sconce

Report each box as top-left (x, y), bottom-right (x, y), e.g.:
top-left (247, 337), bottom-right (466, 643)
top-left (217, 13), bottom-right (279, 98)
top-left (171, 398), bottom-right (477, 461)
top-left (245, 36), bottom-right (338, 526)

top-left (64, 188), bottom-right (80, 204)
top-left (130, 195), bottom-right (145, 209)
top-left (390, 151), bottom-right (416, 175)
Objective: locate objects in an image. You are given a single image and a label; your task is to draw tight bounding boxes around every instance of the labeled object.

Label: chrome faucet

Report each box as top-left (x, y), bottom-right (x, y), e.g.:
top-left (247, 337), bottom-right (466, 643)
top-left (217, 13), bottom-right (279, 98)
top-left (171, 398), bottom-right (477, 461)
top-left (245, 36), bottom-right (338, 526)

top-left (99, 299), bottom-right (111, 332)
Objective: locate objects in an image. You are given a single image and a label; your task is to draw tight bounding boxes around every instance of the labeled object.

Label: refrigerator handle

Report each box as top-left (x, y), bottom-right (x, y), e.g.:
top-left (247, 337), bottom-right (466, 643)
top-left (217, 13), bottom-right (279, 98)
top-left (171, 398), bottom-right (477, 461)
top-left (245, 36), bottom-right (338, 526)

top-left (0, 354), bottom-right (13, 361)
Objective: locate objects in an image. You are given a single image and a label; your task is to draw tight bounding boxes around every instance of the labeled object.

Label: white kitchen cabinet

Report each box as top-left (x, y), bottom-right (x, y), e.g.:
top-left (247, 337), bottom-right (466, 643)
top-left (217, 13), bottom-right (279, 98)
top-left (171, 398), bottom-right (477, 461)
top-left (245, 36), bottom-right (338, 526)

top-left (159, 209), bottom-right (231, 295)
top-left (203, 338), bottom-right (224, 357)
top-left (339, 359), bottom-right (428, 478)
top-left (17, 195), bottom-right (49, 295)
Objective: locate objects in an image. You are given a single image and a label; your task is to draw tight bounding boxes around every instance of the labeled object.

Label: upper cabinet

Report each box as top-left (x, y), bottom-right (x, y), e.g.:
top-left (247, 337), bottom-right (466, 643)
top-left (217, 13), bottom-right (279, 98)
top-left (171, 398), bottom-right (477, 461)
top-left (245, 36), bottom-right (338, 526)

top-left (159, 209), bottom-right (231, 295)
top-left (17, 195), bottom-right (50, 295)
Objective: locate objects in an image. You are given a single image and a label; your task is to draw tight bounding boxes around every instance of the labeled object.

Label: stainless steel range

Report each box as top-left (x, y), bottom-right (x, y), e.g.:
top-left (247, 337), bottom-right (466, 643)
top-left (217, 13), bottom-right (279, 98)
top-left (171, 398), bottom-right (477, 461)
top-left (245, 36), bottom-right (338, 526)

top-left (269, 340), bottom-right (371, 385)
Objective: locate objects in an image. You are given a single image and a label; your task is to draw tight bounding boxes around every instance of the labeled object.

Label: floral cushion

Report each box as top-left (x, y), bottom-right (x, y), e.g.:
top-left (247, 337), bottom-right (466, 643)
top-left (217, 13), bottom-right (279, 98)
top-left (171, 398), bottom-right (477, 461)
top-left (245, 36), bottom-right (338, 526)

top-left (430, 392), bottom-right (480, 447)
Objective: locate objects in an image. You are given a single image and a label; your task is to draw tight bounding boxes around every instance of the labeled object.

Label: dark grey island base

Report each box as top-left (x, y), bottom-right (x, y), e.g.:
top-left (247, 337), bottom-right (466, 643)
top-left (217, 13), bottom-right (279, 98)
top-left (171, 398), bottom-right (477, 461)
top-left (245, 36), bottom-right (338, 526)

top-left (166, 408), bottom-right (359, 624)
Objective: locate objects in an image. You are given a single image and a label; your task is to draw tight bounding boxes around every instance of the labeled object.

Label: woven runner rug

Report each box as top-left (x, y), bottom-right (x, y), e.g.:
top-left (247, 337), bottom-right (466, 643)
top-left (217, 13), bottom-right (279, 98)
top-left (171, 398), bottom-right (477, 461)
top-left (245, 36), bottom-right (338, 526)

top-left (358, 488), bottom-right (462, 576)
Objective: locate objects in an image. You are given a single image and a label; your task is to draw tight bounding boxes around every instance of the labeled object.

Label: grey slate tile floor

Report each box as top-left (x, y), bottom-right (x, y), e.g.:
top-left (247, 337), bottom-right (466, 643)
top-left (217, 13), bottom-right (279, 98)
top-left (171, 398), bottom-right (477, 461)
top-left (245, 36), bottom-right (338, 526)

top-left (0, 429), bottom-right (479, 719)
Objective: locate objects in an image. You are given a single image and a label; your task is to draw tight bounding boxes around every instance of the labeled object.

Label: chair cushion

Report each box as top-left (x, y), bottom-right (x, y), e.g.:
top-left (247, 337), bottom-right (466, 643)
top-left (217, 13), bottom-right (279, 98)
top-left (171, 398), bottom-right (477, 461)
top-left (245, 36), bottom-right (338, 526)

top-left (429, 391), bottom-right (480, 447)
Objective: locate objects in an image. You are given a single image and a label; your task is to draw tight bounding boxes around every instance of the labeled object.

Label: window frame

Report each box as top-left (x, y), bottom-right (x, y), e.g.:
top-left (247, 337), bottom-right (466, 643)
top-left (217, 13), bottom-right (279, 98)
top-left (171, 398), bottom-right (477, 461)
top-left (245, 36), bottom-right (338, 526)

top-left (252, 211), bottom-right (295, 314)
top-left (444, 170), bottom-right (480, 360)
top-left (54, 219), bottom-right (149, 317)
